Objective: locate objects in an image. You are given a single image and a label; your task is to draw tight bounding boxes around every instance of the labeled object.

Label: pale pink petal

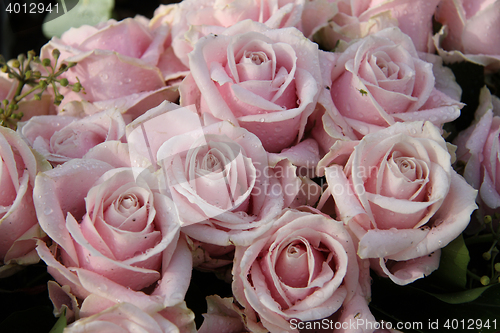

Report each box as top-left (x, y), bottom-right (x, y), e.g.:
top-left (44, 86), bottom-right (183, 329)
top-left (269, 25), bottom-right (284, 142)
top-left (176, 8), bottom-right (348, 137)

top-left (376, 250), bottom-right (441, 285)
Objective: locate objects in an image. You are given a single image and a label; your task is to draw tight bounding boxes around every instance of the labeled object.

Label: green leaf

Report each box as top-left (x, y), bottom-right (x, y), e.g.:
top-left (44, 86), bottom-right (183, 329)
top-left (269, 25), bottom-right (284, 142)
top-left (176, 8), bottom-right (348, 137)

top-left (49, 310), bottom-right (67, 333)
top-left (433, 234), bottom-right (470, 289)
top-left (42, 0), bottom-right (115, 38)
top-left (427, 286), bottom-right (490, 304)
top-left (370, 275), bottom-right (500, 333)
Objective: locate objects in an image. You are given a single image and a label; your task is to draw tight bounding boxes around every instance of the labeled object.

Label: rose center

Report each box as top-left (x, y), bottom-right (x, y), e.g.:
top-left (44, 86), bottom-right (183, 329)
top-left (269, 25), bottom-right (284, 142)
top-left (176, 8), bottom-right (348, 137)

top-left (274, 240), bottom-right (324, 288)
top-left (393, 156), bottom-right (420, 181)
top-left (116, 193), bottom-right (140, 214)
top-left (242, 51), bottom-right (268, 65)
top-left (199, 152), bottom-right (223, 173)
top-left (376, 57), bottom-right (396, 78)
top-left (287, 242), bottom-right (306, 257)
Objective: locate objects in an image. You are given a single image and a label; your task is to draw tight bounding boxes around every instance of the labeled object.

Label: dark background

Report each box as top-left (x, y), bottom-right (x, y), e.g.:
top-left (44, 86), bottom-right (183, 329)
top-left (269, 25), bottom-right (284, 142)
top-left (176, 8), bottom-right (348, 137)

top-left (0, 0), bottom-right (179, 60)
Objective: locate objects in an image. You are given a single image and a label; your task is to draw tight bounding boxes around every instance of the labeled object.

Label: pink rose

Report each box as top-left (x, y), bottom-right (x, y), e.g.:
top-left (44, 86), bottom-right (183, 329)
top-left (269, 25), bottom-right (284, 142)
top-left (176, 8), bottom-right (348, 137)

top-left (151, 0), bottom-right (336, 67)
top-left (455, 87), bottom-right (500, 211)
top-left (317, 121), bottom-right (477, 284)
top-left (127, 102), bottom-right (315, 246)
top-left (232, 209), bottom-right (364, 332)
top-left (434, 0), bottom-right (500, 70)
top-left (317, 0), bottom-right (440, 52)
top-left (64, 302), bottom-right (196, 333)
top-left (179, 20), bottom-right (323, 153)
top-left (40, 17), bottom-right (183, 112)
top-left (19, 109), bottom-right (126, 165)
top-left (316, 27), bottom-right (462, 147)
top-left (0, 127), bottom-right (51, 277)
top-left (34, 155), bottom-right (191, 311)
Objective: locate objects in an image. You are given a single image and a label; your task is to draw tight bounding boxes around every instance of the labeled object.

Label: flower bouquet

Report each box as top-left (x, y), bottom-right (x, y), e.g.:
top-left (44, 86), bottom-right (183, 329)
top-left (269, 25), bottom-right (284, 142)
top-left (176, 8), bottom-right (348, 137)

top-left (1, 0), bottom-right (500, 332)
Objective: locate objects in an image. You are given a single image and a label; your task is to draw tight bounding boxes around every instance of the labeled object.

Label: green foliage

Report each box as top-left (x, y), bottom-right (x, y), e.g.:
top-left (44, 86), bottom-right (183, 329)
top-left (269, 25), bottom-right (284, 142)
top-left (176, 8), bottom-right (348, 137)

top-left (48, 310), bottom-right (67, 333)
top-left (0, 50), bottom-right (83, 128)
top-left (433, 235), bottom-right (470, 290)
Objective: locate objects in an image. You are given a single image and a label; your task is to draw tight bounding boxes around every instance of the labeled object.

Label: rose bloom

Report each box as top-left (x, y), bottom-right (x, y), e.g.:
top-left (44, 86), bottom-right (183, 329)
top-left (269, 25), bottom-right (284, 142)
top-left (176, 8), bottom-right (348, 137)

top-left (179, 19), bottom-right (323, 153)
top-left (151, 0), bottom-right (336, 67)
top-left (315, 27), bottom-right (462, 149)
top-left (0, 127), bottom-right (51, 277)
top-left (34, 146), bottom-right (191, 311)
top-left (317, 121), bottom-right (477, 285)
top-left (127, 102), bottom-right (318, 247)
top-left (18, 109), bottom-right (126, 165)
top-left (455, 87), bottom-right (500, 211)
top-left (316, 0), bottom-right (440, 52)
top-left (232, 209), bottom-right (373, 333)
top-left (434, 0), bottom-right (500, 70)
top-left (40, 16), bottom-right (182, 113)
top-left (63, 302), bottom-right (196, 333)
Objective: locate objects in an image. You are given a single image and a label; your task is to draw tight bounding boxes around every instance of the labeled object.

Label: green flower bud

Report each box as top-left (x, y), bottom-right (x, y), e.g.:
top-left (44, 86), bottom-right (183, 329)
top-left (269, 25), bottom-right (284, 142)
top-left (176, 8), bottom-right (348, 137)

top-left (67, 62), bottom-right (77, 68)
top-left (42, 58), bottom-right (51, 67)
top-left (1, 65), bottom-right (7, 73)
top-left (480, 276), bottom-right (490, 286)
top-left (483, 252), bottom-right (492, 261)
top-left (59, 64), bottom-right (68, 71)
top-left (25, 70), bottom-right (32, 79)
top-left (55, 95), bottom-right (64, 102)
top-left (27, 50), bottom-right (36, 58)
top-left (11, 112), bottom-right (23, 120)
top-left (2, 99), bottom-right (8, 106)
top-left (60, 78), bottom-right (69, 87)
top-left (10, 59), bottom-right (20, 68)
top-left (495, 263), bottom-right (500, 272)
top-left (33, 71), bottom-right (41, 79)
top-left (72, 82), bottom-right (82, 92)
top-left (34, 93), bottom-right (42, 101)
top-left (52, 49), bottom-right (61, 60)
top-left (484, 215), bottom-right (492, 224)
